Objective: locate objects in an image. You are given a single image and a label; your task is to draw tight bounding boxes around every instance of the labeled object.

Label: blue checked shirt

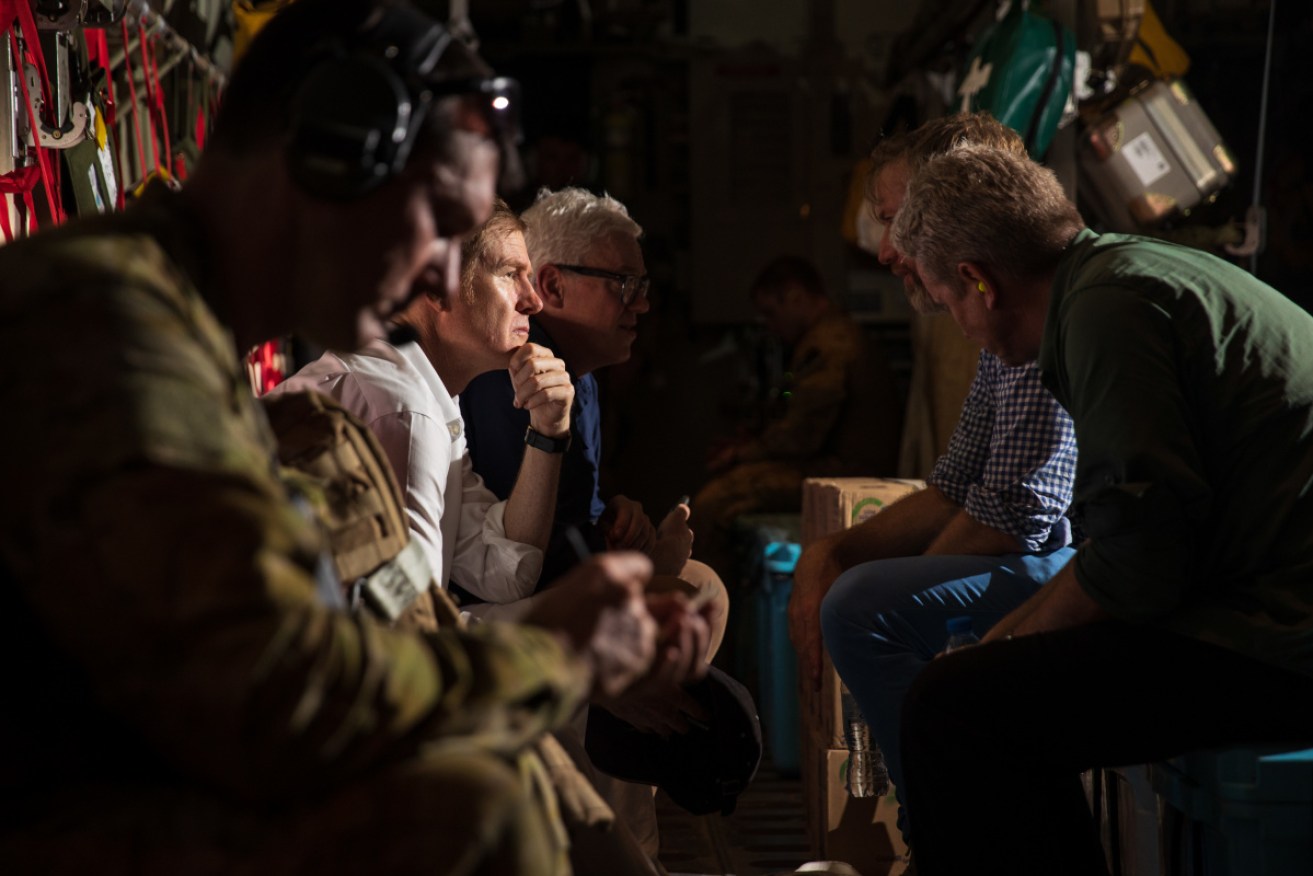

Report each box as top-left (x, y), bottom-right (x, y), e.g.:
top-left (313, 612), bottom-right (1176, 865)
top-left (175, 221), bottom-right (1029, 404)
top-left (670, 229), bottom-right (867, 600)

top-left (928, 351), bottom-right (1078, 552)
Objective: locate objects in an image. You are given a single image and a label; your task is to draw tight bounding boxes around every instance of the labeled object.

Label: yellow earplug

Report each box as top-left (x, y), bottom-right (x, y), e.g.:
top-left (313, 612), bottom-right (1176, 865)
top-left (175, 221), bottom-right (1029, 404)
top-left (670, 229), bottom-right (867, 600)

top-left (977, 281), bottom-right (987, 294)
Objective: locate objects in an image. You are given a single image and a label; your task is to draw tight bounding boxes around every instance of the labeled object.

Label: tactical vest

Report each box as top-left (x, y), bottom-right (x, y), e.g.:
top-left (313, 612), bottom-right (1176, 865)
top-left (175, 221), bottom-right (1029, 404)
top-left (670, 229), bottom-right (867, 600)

top-left (260, 389), bottom-right (457, 631)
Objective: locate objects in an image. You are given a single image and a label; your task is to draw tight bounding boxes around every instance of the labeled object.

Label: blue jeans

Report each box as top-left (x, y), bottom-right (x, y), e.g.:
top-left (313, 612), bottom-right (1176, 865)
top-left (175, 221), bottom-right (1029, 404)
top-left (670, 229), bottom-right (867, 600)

top-left (819, 549), bottom-right (1074, 841)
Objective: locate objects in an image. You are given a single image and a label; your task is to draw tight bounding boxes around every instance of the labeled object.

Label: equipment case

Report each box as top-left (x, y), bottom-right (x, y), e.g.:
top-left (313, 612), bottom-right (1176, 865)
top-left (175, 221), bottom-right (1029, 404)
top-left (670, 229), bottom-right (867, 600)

top-left (1079, 78), bottom-right (1235, 231)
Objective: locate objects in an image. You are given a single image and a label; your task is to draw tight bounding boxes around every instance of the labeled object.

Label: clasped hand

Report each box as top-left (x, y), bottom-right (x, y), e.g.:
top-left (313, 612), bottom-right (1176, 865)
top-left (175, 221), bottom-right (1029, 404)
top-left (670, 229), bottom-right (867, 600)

top-left (524, 553), bottom-right (711, 707)
top-left (509, 343), bottom-right (573, 438)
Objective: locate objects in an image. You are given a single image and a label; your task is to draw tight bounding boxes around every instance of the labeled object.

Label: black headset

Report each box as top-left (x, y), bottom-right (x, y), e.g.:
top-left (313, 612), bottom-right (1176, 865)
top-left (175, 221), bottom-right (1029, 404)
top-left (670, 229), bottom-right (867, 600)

top-left (286, 5), bottom-right (454, 201)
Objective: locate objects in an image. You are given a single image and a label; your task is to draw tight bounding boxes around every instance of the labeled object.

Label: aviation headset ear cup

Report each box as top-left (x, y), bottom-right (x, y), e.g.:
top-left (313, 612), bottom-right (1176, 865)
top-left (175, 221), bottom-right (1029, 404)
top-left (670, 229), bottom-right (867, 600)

top-left (285, 3), bottom-right (453, 201)
top-left (286, 51), bottom-right (415, 201)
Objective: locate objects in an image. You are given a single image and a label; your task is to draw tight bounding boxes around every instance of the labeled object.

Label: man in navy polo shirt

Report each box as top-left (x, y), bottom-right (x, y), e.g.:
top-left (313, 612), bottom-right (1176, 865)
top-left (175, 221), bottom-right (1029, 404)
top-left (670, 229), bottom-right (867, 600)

top-left (460, 188), bottom-right (728, 644)
top-left (460, 187), bottom-right (730, 863)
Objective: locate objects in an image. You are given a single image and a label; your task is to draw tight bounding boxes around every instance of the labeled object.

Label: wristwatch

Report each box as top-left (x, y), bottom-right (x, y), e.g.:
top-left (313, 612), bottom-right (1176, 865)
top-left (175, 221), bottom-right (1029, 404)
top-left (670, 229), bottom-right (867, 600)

top-left (524, 426), bottom-right (571, 454)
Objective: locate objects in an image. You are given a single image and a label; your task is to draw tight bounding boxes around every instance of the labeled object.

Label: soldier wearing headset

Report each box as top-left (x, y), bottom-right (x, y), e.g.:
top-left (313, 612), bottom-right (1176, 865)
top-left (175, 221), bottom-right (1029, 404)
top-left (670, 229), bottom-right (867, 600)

top-left (0, 1), bottom-right (708, 873)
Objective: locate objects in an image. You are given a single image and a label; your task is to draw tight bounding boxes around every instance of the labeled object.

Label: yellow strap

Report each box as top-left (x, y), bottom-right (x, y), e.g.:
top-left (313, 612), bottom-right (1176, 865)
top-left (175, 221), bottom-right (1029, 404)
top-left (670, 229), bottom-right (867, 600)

top-left (131, 166), bottom-right (174, 199)
top-left (1128, 0), bottom-right (1190, 79)
top-left (93, 106), bottom-right (107, 150)
top-left (232, 0), bottom-right (298, 63)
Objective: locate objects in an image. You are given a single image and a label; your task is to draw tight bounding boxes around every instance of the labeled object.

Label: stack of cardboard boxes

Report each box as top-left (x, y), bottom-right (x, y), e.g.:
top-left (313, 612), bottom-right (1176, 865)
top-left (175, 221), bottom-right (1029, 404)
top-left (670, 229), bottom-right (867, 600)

top-left (799, 477), bottom-right (924, 875)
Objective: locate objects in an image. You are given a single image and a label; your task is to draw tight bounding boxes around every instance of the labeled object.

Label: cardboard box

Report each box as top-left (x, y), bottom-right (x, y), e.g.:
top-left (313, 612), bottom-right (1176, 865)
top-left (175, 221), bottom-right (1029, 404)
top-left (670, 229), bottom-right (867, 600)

top-left (799, 477), bottom-right (926, 747)
top-left (801, 477), bottom-right (924, 547)
top-left (803, 735), bottom-right (909, 874)
top-left (803, 651), bottom-right (845, 745)
top-left (800, 650), bottom-right (848, 750)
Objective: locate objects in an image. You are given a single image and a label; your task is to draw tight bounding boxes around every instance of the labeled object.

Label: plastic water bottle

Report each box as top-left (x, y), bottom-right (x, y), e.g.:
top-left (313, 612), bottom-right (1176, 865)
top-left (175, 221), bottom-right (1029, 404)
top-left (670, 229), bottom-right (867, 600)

top-left (944, 615), bottom-right (980, 653)
top-left (841, 690), bottom-right (889, 798)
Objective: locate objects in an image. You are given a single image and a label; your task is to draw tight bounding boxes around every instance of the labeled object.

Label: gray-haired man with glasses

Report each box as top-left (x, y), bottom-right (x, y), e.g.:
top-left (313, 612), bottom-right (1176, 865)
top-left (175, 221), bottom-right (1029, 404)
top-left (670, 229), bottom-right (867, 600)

top-left (554, 263), bottom-right (652, 309)
top-left (460, 187), bottom-right (730, 868)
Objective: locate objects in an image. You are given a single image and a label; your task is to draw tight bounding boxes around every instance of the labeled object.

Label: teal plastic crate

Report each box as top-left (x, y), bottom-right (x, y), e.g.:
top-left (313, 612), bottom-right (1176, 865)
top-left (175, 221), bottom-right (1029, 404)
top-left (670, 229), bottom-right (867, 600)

top-left (1152, 746), bottom-right (1313, 875)
top-left (755, 541), bottom-right (801, 776)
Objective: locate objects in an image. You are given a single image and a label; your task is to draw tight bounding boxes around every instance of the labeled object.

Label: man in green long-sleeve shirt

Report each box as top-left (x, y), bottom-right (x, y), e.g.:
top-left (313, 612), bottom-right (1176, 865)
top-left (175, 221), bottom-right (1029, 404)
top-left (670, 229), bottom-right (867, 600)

top-left (0, 3), bottom-right (707, 873)
top-left (886, 145), bottom-right (1313, 876)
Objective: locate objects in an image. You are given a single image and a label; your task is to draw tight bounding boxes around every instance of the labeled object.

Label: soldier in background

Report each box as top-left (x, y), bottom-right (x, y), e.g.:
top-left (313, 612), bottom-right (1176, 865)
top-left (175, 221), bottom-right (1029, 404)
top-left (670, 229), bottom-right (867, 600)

top-left (692, 255), bottom-right (903, 579)
top-left (0, 1), bottom-right (707, 873)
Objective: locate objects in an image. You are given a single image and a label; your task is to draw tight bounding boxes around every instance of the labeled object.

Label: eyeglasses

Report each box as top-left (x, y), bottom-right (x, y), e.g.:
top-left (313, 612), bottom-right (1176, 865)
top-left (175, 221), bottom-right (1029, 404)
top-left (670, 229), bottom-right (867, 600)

top-left (556, 264), bottom-right (651, 308)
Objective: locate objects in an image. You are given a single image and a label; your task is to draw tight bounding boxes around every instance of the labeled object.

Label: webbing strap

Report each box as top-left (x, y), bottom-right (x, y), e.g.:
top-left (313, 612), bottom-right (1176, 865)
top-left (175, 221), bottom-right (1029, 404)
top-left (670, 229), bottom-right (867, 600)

top-left (2, 0), bottom-right (66, 228)
top-left (0, 165), bottom-right (40, 241)
top-left (86, 29), bottom-right (116, 131)
top-left (1024, 19), bottom-right (1068, 157)
top-left (149, 38), bottom-right (173, 168)
top-left (139, 26), bottom-right (175, 175)
top-left (136, 23), bottom-right (162, 173)
top-left (7, 33), bottom-right (57, 230)
top-left (85, 28), bottom-right (126, 210)
top-left (120, 19), bottom-right (148, 180)
top-left (194, 103), bottom-right (206, 151)
top-left (5, 0), bottom-right (54, 118)
top-left (178, 62), bottom-right (194, 178)
top-left (0, 190), bottom-right (38, 242)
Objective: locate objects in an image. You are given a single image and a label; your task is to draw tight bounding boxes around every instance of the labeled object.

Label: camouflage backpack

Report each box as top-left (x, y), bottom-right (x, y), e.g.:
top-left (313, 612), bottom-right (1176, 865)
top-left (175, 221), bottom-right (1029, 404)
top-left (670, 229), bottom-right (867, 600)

top-left (260, 389), bottom-right (458, 631)
top-left (262, 389), bottom-right (615, 836)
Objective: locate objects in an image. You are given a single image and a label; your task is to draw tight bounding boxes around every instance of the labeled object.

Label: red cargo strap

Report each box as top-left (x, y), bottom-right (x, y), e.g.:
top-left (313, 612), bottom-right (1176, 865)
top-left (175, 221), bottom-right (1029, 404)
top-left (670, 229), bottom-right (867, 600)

top-left (136, 23), bottom-right (171, 173)
top-left (136, 23), bottom-right (162, 173)
top-left (0, 165), bottom-right (39, 241)
top-left (85, 28), bottom-right (126, 210)
top-left (86, 28), bottom-right (118, 132)
top-left (1, 0), bottom-right (67, 229)
top-left (120, 18), bottom-right (149, 180)
top-left (142, 30), bottom-right (172, 170)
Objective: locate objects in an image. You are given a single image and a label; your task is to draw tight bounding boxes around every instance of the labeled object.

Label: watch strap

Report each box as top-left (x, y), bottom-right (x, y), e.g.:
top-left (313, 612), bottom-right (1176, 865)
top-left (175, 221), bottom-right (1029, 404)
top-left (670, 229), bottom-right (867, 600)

top-left (525, 426), bottom-right (571, 454)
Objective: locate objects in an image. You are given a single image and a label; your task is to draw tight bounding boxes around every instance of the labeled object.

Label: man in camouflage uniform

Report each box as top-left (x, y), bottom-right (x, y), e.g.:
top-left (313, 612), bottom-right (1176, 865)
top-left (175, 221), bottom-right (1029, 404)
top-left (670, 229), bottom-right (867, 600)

top-left (692, 256), bottom-right (903, 577)
top-left (0, 2), bottom-right (708, 873)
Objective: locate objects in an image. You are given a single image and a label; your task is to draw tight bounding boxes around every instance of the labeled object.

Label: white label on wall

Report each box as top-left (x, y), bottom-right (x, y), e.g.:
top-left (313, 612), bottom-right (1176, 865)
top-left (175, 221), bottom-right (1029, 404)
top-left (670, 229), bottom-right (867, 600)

top-left (1124, 132), bottom-right (1171, 188)
top-left (97, 142), bottom-right (118, 209)
top-left (87, 164), bottom-right (105, 213)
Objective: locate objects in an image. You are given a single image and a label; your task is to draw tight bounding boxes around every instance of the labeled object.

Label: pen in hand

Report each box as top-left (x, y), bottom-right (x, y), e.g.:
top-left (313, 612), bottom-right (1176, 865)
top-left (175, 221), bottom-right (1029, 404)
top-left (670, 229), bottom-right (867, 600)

top-left (565, 526), bottom-right (712, 727)
top-left (564, 524), bottom-right (593, 565)
top-left (564, 522), bottom-right (713, 613)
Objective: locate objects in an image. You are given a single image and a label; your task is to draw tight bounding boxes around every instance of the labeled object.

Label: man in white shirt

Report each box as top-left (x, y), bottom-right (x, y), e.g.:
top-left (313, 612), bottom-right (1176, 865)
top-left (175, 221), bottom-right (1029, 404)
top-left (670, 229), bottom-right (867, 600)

top-left (274, 200), bottom-right (573, 610)
top-left (276, 199), bottom-right (715, 874)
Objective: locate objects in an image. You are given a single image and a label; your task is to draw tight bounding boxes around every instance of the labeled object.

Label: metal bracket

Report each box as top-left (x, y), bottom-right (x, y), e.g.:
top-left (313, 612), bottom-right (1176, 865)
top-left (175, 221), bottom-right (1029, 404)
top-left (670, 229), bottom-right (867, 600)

top-left (38, 99), bottom-right (90, 148)
top-left (34, 0), bottom-right (127, 30)
top-left (22, 62), bottom-right (90, 149)
top-left (1224, 204), bottom-right (1266, 259)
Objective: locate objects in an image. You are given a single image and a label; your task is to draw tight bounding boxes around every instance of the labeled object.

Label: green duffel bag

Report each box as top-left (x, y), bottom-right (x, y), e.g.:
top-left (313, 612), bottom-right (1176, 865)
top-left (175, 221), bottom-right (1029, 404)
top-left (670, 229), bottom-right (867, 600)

top-left (958, 0), bottom-right (1075, 160)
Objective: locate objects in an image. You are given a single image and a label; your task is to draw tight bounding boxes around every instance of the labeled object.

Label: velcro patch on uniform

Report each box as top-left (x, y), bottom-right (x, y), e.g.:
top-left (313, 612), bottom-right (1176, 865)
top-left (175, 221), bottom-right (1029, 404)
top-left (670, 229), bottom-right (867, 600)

top-left (359, 540), bottom-right (432, 621)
